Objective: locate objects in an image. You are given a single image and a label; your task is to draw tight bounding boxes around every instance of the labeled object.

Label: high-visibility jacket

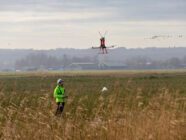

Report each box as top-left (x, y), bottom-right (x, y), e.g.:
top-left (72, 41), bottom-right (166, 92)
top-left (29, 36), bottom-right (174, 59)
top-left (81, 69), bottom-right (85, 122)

top-left (54, 85), bottom-right (65, 103)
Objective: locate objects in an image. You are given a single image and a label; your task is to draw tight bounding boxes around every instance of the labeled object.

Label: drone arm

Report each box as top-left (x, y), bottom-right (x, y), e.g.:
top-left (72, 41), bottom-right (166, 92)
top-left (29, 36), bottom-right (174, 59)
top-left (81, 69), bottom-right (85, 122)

top-left (106, 45), bottom-right (115, 48)
top-left (92, 46), bottom-right (101, 49)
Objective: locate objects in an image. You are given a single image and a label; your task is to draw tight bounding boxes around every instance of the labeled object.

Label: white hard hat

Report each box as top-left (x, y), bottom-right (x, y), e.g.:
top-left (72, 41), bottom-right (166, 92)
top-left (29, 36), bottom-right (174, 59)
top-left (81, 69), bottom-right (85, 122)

top-left (57, 79), bottom-right (64, 84)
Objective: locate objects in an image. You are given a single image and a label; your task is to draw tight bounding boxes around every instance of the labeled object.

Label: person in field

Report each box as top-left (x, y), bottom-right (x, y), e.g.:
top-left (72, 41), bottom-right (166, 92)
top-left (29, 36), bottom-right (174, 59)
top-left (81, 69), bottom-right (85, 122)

top-left (54, 79), bottom-right (66, 115)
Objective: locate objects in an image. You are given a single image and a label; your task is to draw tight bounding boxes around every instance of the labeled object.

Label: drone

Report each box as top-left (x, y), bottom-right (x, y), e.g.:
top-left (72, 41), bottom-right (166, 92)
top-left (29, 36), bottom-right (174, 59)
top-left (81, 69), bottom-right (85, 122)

top-left (92, 31), bottom-right (115, 54)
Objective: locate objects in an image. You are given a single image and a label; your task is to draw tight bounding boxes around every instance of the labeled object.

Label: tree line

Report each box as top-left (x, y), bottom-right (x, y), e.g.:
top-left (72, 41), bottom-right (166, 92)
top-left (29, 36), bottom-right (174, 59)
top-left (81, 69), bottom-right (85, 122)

top-left (14, 53), bottom-right (186, 70)
top-left (15, 53), bottom-right (96, 70)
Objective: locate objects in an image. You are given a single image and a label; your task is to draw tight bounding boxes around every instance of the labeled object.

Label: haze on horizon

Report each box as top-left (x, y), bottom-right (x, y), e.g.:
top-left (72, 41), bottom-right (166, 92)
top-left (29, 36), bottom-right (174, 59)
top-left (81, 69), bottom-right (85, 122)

top-left (0, 0), bottom-right (186, 50)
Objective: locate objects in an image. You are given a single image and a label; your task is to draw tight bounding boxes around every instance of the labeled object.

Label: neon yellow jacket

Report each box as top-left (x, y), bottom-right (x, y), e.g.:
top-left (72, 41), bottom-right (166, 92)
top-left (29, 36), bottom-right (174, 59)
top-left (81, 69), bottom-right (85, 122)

top-left (53, 85), bottom-right (65, 103)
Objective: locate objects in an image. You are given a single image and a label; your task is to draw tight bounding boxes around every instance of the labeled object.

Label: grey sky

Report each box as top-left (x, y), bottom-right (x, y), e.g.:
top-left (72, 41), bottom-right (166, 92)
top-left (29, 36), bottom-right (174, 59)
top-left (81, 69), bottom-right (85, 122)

top-left (0, 0), bottom-right (186, 49)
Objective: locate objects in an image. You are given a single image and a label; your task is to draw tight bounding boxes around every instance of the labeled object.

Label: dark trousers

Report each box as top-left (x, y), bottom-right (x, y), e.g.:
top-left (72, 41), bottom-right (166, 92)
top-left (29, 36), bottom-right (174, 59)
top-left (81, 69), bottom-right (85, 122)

top-left (55, 102), bottom-right (65, 115)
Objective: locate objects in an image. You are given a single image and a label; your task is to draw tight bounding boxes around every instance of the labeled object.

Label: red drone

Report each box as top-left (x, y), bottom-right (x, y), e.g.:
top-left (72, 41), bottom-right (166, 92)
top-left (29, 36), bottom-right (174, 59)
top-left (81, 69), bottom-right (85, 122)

top-left (92, 31), bottom-right (115, 54)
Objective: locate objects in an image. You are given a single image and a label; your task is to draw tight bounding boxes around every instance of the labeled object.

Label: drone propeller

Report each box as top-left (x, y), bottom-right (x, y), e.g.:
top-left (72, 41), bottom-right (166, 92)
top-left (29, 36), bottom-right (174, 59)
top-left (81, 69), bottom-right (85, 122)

top-left (92, 46), bottom-right (100, 49)
top-left (107, 45), bottom-right (116, 48)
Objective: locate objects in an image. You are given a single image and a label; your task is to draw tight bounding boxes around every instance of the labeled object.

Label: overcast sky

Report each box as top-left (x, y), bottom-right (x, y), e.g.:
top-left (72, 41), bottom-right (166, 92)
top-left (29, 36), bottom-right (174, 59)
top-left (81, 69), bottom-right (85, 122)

top-left (0, 0), bottom-right (186, 49)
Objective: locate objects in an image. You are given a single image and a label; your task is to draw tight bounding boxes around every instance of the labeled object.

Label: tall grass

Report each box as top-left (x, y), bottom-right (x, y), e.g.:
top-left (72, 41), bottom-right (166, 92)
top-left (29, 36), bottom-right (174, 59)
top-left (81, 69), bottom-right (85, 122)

top-left (0, 71), bottom-right (185, 139)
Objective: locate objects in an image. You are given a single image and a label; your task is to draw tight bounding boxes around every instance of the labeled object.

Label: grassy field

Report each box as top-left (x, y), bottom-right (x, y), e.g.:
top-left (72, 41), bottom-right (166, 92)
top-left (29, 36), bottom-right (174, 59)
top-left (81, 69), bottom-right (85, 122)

top-left (0, 70), bottom-right (185, 140)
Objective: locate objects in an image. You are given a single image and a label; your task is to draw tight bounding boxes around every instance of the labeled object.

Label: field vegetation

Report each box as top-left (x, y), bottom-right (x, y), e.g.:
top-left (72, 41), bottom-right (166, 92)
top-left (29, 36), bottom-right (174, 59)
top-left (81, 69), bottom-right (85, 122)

top-left (0, 70), bottom-right (185, 140)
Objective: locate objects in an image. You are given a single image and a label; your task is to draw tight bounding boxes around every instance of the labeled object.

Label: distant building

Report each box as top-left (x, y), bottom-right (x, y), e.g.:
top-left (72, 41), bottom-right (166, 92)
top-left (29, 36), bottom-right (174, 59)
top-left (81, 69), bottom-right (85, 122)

top-left (99, 62), bottom-right (127, 70)
top-left (66, 63), bottom-right (98, 70)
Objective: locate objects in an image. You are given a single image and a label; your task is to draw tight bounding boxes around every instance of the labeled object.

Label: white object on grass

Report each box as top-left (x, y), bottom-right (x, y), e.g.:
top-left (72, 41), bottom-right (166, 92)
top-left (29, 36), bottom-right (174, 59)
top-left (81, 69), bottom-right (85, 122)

top-left (101, 87), bottom-right (108, 92)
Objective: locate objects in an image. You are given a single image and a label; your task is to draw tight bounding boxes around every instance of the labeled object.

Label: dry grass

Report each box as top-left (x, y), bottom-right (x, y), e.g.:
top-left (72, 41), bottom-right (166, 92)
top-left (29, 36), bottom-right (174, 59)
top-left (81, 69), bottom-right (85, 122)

top-left (0, 71), bottom-right (185, 140)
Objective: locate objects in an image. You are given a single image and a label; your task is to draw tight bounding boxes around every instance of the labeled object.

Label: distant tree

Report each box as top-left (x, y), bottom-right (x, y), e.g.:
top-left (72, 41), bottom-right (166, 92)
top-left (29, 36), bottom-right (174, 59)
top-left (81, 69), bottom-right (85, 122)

top-left (15, 53), bottom-right (62, 70)
top-left (71, 56), bottom-right (92, 63)
top-left (62, 54), bottom-right (71, 68)
top-left (182, 56), bottom-right (186, 64)
top-left (168, 57), bottom-right (181, 68)
top-left (126, 56), bottom-right (151, 69)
